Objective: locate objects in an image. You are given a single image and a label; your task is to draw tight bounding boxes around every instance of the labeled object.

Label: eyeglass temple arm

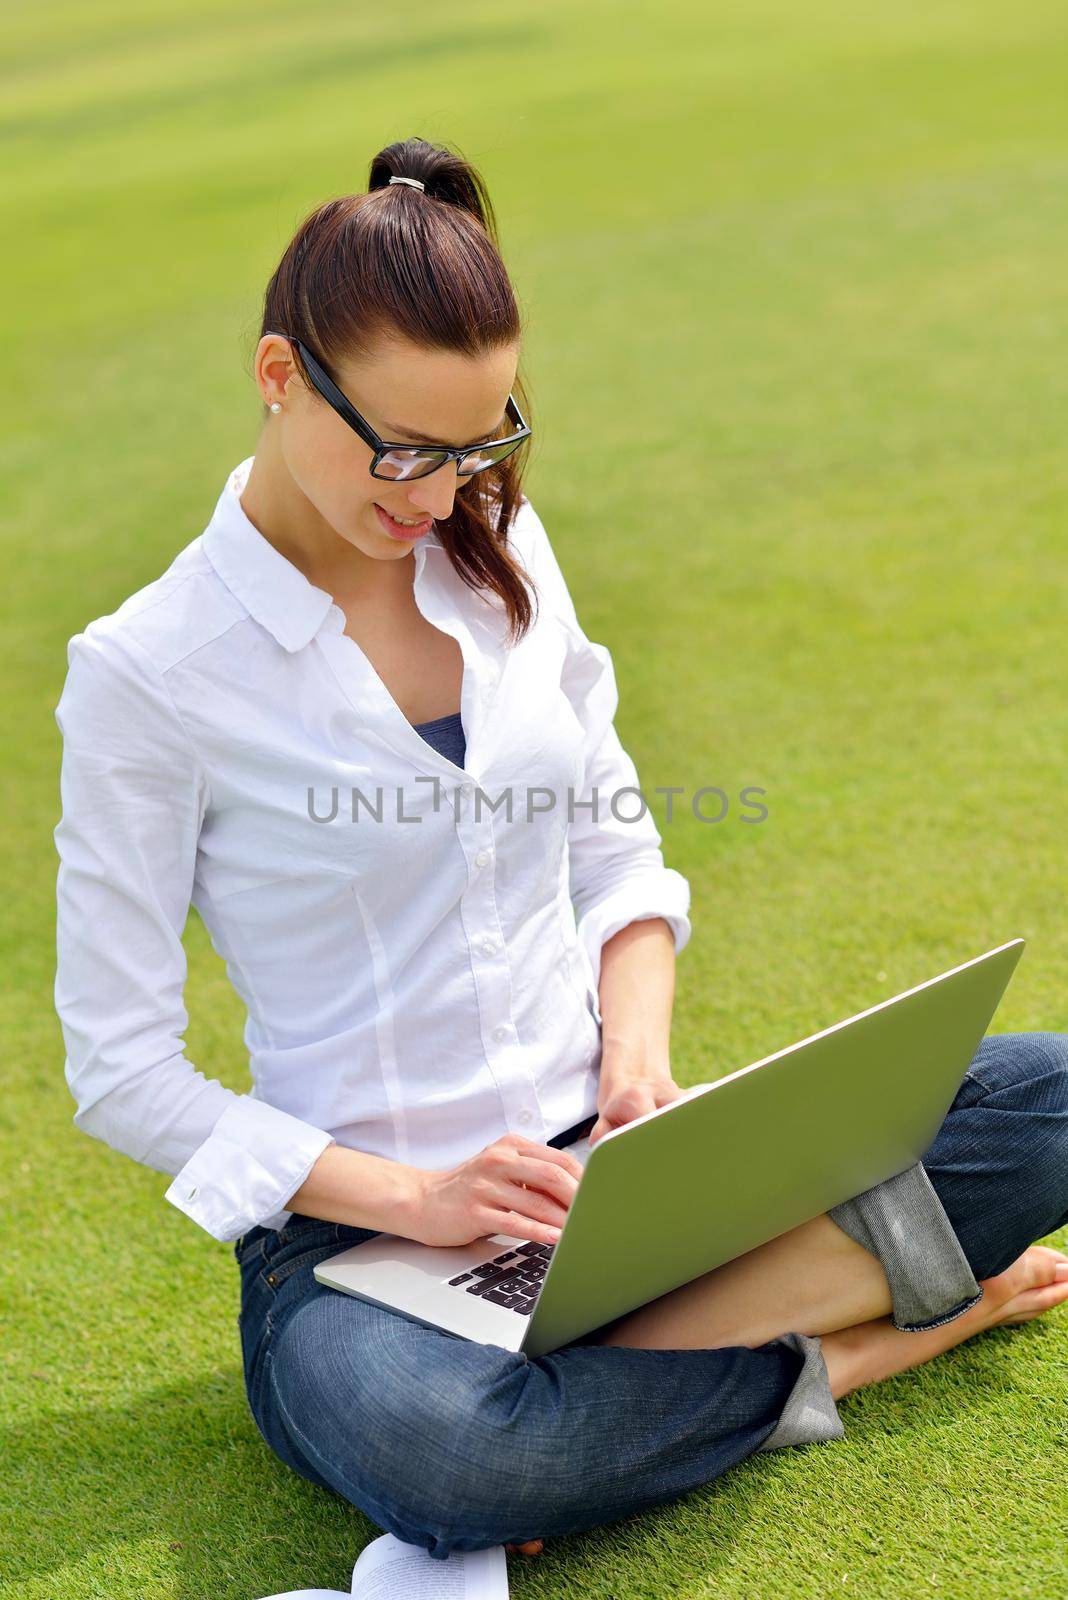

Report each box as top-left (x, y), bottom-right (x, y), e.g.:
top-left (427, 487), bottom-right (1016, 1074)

top-left (279, 331), bottom-right (530, 452)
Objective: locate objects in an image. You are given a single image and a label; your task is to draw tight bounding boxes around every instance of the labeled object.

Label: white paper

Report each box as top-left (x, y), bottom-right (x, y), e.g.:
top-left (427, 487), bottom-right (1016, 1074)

top-left (254, 1591), bottom-right (348, 1599)
top-left (351, 1532), bottom-right (508, 1598)
top-left (254, 1528), bottom-right (509, 1600)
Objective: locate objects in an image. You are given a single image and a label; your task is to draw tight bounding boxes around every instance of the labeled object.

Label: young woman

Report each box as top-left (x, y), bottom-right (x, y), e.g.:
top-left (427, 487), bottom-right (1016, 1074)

top-left (54, 137), bottom-right (1068, 1565)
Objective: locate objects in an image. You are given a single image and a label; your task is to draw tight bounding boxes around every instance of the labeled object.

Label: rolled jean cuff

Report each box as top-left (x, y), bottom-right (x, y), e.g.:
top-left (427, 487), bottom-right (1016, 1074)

top-left (828, 1160), bottom-right (984, 1332)
top-left (756, 1331), bottom-right (846, 1452)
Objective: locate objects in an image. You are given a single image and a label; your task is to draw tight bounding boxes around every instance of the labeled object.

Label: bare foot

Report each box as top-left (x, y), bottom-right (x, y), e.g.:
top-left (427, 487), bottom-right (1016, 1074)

top-left (977, 1243), bottom-right (1068, 1329)
top-left (823, 1244), bottom-right (1068, 1399)
top-left (504, 1538), bottom-right (544, 1555)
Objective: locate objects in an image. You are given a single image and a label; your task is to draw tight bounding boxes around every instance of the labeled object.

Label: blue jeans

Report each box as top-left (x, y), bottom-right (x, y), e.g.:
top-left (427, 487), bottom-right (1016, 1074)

top-left (233, 1032), bottom-right (1068, 1560)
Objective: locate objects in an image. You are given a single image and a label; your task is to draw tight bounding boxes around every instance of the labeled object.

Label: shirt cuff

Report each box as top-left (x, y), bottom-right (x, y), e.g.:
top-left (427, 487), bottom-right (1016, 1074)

top-left (163, 1095), bottom-right (336, 1242)
top-left (575, 867), bottom-right (692, 990)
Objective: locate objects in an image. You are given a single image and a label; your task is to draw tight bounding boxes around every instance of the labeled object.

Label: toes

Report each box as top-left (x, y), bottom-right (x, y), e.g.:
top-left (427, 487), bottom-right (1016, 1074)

top-left (1002, 1245), bottom-right (1066, 1295)
top-left (1000, 1275), bottom-right (1068, 1324)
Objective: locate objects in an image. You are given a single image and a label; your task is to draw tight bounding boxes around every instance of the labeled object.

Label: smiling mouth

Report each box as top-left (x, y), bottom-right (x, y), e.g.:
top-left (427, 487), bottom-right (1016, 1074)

top-left (376, 504), bottom-right (432, 528)
top-left (373, 503), bottom-right (435, 540)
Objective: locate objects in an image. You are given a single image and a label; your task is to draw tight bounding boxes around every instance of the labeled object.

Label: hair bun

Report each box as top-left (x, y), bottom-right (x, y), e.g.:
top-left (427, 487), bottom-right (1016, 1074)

top-left (367, 137), bottom-right (497, 238)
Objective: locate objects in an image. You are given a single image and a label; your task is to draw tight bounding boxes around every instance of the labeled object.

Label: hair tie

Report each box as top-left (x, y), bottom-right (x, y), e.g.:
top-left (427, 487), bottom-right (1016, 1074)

top-left (388, 176), bottom-right (426, 192)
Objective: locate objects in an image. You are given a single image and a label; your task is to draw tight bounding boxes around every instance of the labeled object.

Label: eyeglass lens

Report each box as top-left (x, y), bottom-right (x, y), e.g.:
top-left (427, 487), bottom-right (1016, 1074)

top-left (374, 436), bottom-right (524, 481)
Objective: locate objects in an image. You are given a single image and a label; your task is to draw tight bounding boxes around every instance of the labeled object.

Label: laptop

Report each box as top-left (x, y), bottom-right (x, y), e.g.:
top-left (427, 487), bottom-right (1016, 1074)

top-left (313, 937), bottom-right (1024, 1358)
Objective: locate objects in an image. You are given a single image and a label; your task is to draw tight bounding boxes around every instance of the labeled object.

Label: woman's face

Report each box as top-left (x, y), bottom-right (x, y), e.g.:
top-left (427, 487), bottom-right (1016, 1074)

top-left (256, 331), bottom-right (520, 562)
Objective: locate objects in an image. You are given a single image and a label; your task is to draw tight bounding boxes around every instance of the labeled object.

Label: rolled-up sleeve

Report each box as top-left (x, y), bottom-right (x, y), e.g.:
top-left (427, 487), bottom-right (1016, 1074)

top-left (53, 622), bottom-right (334, 1241)
top-left (519, 500), bottom-right (692, 990)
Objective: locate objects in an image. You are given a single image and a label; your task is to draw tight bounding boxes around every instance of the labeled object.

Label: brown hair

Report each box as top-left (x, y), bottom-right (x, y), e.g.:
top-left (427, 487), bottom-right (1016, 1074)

top-left (255, 136), bottom-right (537, 644)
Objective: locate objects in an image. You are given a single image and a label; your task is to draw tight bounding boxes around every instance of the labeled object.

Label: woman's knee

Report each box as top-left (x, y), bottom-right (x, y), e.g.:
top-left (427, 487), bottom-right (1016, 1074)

top-left (967, 1030), bottom-right (1068, 1109)
top-left (970, 1032), bottom-right (1068, 1180)
top-left (265, 1293), bottom-right (550, 1551)
top-left (946, 1031), bottom-right (1068, 1274)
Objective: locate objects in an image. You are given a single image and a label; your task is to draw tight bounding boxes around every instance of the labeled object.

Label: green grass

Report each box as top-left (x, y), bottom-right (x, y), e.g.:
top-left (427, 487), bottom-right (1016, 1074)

top-left (3, 0), bottom-right (1067, 1595)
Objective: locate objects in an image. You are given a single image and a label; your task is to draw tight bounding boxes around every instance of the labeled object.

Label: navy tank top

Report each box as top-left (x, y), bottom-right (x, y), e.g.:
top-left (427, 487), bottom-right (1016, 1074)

top-left (410, 708), bottom-right (466, 769)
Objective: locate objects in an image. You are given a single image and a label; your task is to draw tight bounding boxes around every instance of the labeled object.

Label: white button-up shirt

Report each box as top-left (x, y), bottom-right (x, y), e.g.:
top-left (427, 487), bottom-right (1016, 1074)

top-left (53, 457), bottom-right (692, 1242)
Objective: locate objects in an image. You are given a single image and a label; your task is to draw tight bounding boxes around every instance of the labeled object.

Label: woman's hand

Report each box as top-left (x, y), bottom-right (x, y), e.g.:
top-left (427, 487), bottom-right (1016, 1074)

top-left (412, 1133), bottom-right (585, 1248)
top-left (588, 1063), bottom-right (687, 1148)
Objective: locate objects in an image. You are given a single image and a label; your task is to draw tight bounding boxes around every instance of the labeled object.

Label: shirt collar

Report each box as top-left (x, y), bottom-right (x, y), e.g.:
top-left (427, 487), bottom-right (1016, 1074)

top-left (201, 456), bottom-right (445, 654)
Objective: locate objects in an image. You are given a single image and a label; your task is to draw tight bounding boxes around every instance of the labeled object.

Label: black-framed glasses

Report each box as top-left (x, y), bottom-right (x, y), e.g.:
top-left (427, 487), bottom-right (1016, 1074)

top-left (271, 332), bottom-right (532, 482)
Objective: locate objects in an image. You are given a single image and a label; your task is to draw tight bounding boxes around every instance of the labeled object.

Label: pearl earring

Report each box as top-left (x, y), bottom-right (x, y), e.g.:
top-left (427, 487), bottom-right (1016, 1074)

top-left (270, 401), bottom-right (282, 413)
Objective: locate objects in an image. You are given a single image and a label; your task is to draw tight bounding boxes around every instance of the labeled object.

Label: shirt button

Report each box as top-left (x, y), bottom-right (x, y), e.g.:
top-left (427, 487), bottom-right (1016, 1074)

top-left (517, 1109), bottom-right (532, 1125)
top-left (492, 1024), bottom-right (509, 1043)
top-left (475, 849), bottom-right (491, 868)
top-left (187, 1187), bottom-right (198, 1200)
top-left (481, 937), bottom-right (498, 957)
top-left (460, 780), bottom-right (473, 796)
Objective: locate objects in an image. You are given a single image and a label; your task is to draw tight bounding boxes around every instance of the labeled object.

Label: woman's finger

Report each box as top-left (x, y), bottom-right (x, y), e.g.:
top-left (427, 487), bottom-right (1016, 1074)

top-left (512, 1154), bottom-right (581, 1209)
top-left (510, 1136), bottom-right (585, 1184)
top-left (492, 1199), bottom-right (561, 1245)
top-left (508, 1178), bottom-right (569, 1228)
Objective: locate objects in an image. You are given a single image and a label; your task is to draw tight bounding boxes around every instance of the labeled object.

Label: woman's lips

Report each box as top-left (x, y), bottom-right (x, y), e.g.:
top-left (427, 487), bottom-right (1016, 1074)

top-left (374, 503), bottom-right (433, 540)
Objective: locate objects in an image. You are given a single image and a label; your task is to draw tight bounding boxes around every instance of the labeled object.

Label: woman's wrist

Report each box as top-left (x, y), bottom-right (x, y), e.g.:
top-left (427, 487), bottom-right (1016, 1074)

top-left (285, 1142), bottom-right (429, 1238)
top-left (598, 1044), bottom-right (673, 1089)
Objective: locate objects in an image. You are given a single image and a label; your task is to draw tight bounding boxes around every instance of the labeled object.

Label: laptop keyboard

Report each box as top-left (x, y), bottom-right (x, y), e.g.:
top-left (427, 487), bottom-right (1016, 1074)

top-left (445, 1240), bottom-right (554, 1315)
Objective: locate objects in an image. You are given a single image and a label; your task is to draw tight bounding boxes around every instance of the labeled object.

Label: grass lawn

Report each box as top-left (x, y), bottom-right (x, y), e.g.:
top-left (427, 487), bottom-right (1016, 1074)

top-left (3, 1), bottom-right (1066, 1595)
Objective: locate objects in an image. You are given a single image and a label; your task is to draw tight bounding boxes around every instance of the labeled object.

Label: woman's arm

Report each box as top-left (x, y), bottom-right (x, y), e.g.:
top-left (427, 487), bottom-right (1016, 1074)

top-left (597, 915), bottom-right (676, 1073)
top-left (589, 916), bottom-right (686, 1145)
top-left (515, 497), bottom-right (692, 996)
top-left (53, 622), bottom-right (336, 1243)
top-left (511, 499), bottom-right (693, 1146)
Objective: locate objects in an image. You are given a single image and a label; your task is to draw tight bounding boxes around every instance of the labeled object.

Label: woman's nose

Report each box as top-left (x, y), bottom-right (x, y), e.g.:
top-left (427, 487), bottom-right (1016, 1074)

top-left (406, 460), bottom-right (461, 521)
